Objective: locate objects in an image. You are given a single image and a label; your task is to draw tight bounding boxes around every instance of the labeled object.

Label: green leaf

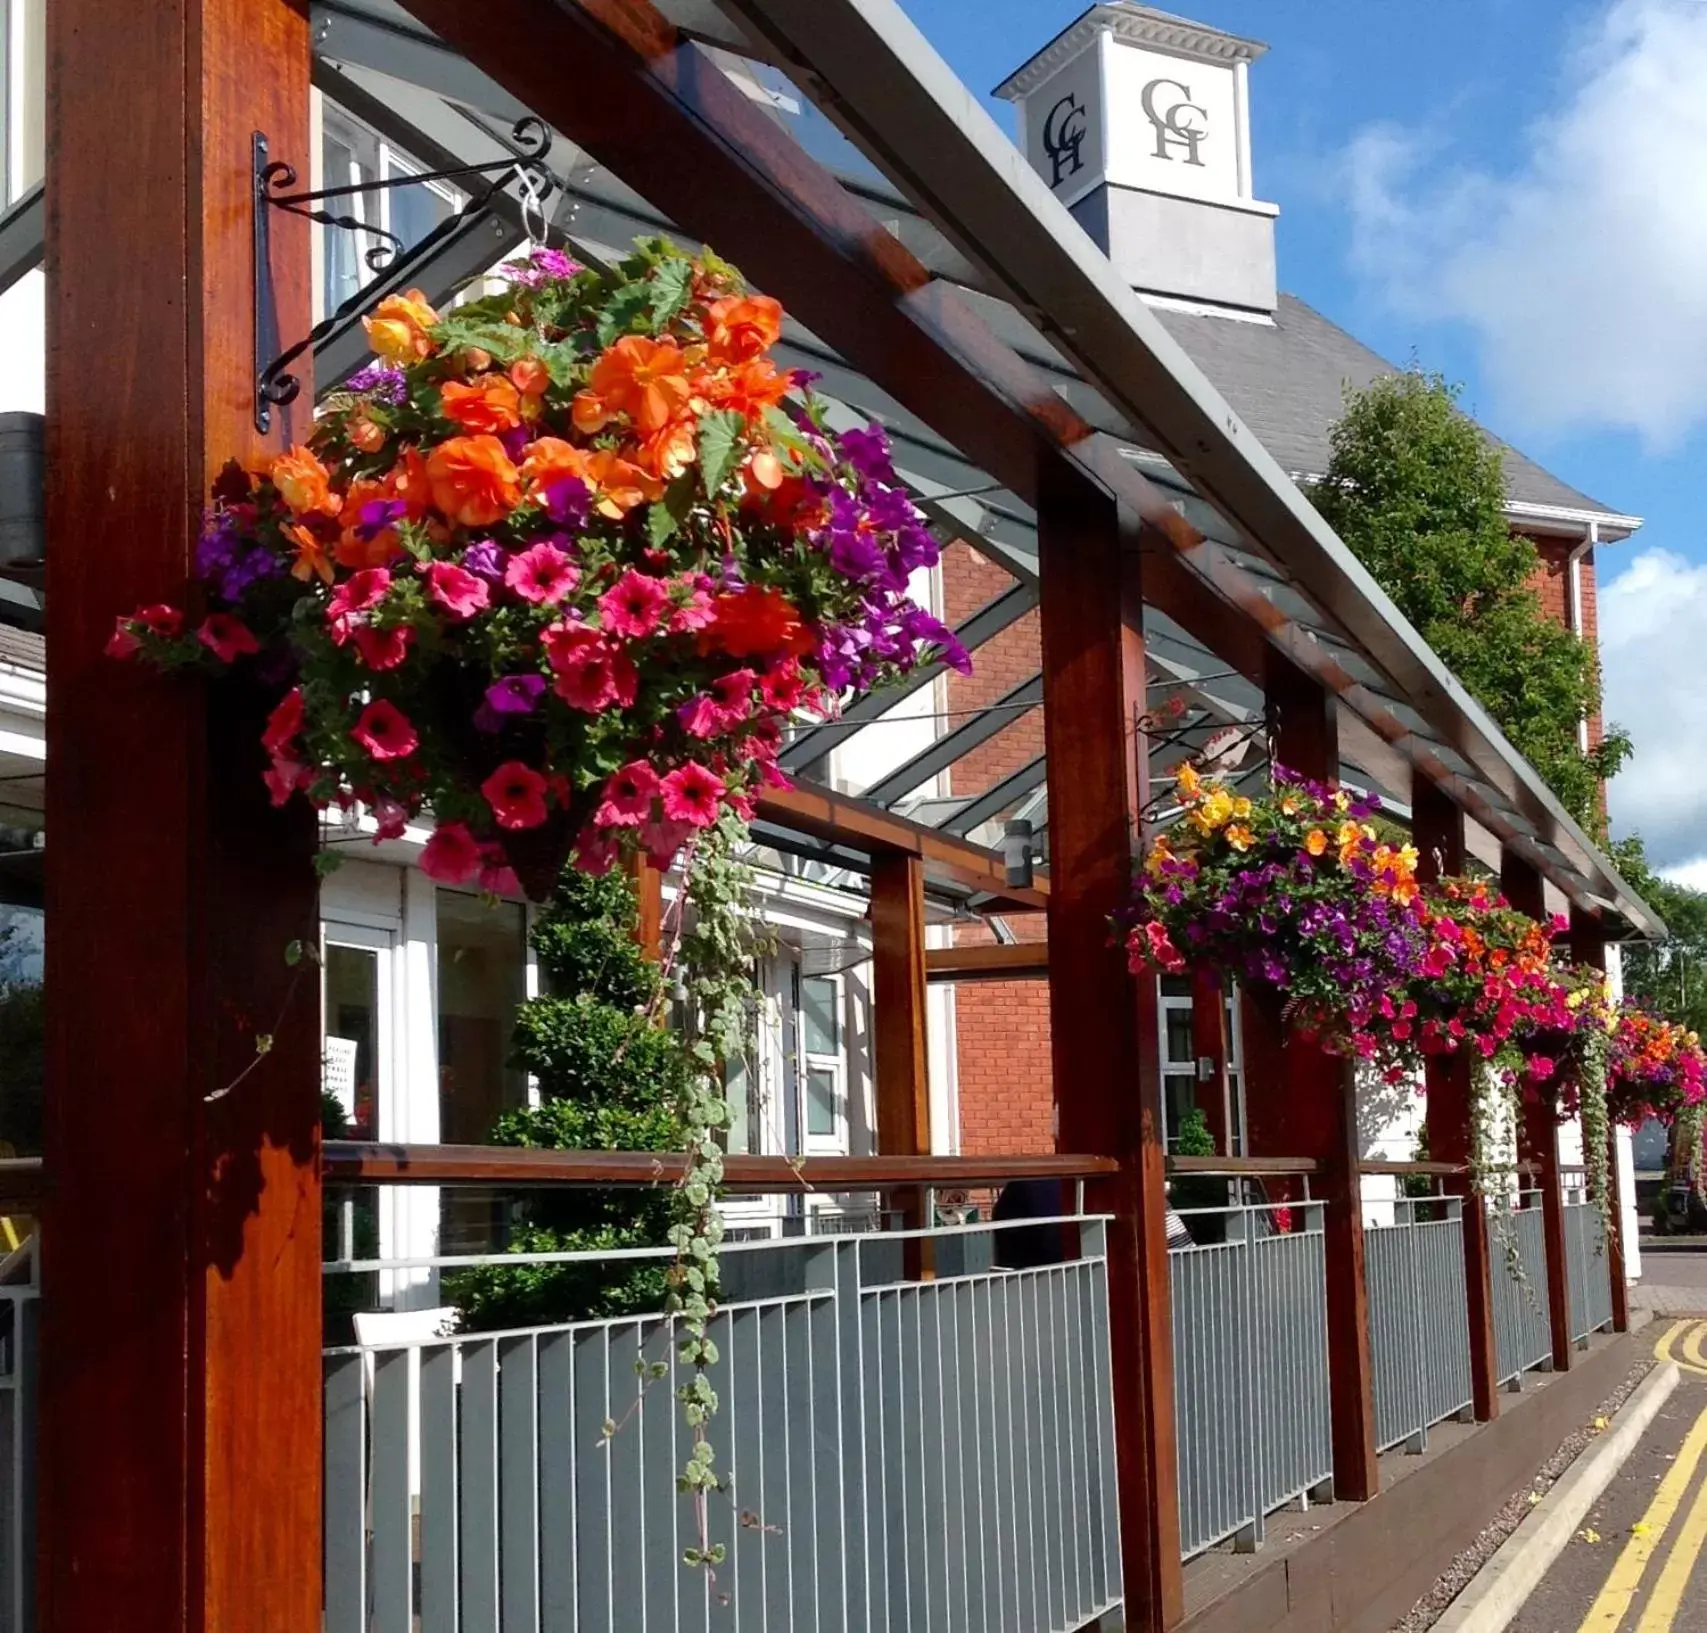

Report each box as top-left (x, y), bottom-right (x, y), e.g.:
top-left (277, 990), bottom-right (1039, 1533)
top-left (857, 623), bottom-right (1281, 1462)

top-left (645, 501), bottom-right (680, 549)
top-left (649, 257), bottom-right (693, 329)
top-left (595, 282), bottom-right (654, 348)
top-left (313, 851), bottom-right (346, 879)
top-left (695, 408), bottom-right (746, 499)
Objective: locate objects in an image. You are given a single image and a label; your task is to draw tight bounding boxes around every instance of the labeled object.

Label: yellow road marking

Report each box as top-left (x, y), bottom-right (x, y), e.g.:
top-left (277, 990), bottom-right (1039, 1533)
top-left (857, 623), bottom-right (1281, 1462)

top-left (1656, 1322), bottom-right (1683, 1367)
top-left (1577, 1399), bottom-right (1707, 1631)
top-left (1635, 1436), bottom-right (1707, 1631)
top-left (1684, 1324), bottom-right (1707, 1375)
top-left (1654, 1321), bottom-right (1707, 1381)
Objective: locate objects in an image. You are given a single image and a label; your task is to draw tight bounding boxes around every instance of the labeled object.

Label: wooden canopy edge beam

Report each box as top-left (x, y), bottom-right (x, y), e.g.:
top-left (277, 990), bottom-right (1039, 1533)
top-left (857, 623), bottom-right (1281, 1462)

top-left (323, 1141), bottom-right (1115, 1189)
top-left (721, 0), bottom-right (1658, 941)
top-left (1165, 1155), bottom-right (1322, 1176)
top-left (925, 943), bottom-right (1048, 982)
top-left (756, 784), bottom-right (1047, 909)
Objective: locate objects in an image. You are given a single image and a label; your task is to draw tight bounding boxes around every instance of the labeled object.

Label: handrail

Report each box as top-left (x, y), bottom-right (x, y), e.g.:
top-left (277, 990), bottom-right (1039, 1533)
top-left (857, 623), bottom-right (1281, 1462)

top-left (1358, 1161), bottom-right (1466, 1177)
top-left (1165, 1155), bottom-right (1320, 1175)
top-left (323, 1141), bottom-right (1118, 1192)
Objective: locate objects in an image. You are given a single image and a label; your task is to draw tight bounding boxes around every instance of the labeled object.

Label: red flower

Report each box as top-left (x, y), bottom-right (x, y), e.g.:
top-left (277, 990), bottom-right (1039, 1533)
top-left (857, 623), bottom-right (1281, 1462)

top-left (262, 688), bottom-right (304, 756)
top-left (327, 567), bottom-right (392, 638)
top-left (757, 662), bottom-right (804, 712)
top-left (483, 760), bottom-right (550, 830)
top-left (421, 821), bottom-right (482, 885)
top-left (660, 762), bottom-right (726, 829)
top-left (351, 699), bottom-right (418, 762)
top-left (196, 612), bottom-right (259, 664)
top-left (106, 603), bottom-right (184, 658)
top-left (699, 586), bottom-right (811, 659)
top-left (595, 760), bottom-right (660, 828)
top-left (263, 755), bottom-right (309, 808)
top-left (350, 623), bottom-right (412, 672)
top-left (550, 636), bottom-right (636, 713)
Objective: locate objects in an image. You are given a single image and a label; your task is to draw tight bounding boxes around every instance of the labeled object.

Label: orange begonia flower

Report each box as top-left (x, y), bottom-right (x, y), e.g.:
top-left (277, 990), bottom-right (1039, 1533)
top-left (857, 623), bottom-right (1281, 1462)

top-left (698, 586), bottom-right (811, 659)
top-left (440, 375), bottom-right (524, 435)
top-left (425, 434), bottom-right (522, 529)
top-left (576, 335), bottom-right (692, 434)
top-left (346, 414), bottom-right (388, 455)
top-left (271, 444), bottom-right (338, 518)
top-left (510, 356), bottom-right (550, 399)
top-left (363, 288), bottom-right (439, 363)
top-left (521, 436), bottom-right (594, 499)
top-left (334, 477), bottom-right (407, 570)
top-left (633, 419), bottom-right (697, 484)
top-left (583, 449), bottom-right (663, 518)
top-left (705, 294), bottom-right (782, 364)
top-left (701, 356), bottom-right (793, 426)
top-left (385, 447), bottom-right (435, 520)
top-left (286, 523), bottom-right (335, 584)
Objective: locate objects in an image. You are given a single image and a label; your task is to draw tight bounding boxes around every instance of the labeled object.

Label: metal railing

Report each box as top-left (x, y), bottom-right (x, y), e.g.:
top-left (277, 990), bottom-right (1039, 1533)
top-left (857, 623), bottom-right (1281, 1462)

top-left (1564, 1193), bottom-right (1615, 1346)
top-left (1490, 1192), bottom-right (1553, 1388)
top-left (322, 1185), bottom-right (1123, 1633)
top-left (0, 1237), bottom-right (38, 1633)
top-left (1168, 1182), bottom-right (1331, 1560)
top-left (1364, 1195), bottom-right (1472, 1454)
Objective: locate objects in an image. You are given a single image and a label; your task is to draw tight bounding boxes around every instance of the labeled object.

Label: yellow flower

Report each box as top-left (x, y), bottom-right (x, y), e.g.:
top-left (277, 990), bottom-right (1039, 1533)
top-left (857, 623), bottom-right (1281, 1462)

top-left (1337, 821), bottom-right (1362, 848)
top-left (1232, 796), bottom-right (1253, 819)
top-left (1334, 790), bottom-right (1350, 811)
top-left (1397, 844), bottom-right (1419, 873)
top-left (1192, 789), bottom-right (1234, 832)
top-left (1280, 794), bottom-right (1303, 816)
top-left (1305, 829), bottom-right (1329, 856)
top-left (1176, 761), bottom-right (1201, 798)
top-left (1225, 824), bottom-right (1254, 852)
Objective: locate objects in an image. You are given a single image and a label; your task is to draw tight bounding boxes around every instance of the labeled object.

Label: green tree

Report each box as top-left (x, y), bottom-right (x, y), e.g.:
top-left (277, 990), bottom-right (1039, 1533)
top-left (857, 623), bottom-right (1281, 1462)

top-left (447, 866), bottom-right (690, 1330)
top-left (1610, 836), bottom-right (1707, 1038)
top-left (1312, 371), bottom-right (1629, 832)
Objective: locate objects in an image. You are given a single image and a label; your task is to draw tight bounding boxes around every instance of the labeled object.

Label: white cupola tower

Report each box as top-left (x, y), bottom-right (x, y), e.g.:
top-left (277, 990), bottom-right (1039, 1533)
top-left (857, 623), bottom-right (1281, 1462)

top-left (996, 4), bottom-right (1277, 314)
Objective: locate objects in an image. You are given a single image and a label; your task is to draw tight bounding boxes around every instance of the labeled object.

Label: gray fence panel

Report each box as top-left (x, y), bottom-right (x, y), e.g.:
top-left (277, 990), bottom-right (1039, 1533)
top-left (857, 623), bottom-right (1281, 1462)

top-left (1564, 1201), bottom-right (1614, 1343)
top-left (323, 1350), bottom-right (367, 1633)
top-left (421, 1343), bottom-right (461, 1633)
top-left (371, 1347), bottom-right (414, 1633)
top-left (1491, 1202), bottom-right (1553, 1386)
top-left (1366, 1203), bottom-right (1472, 1455)
top-left (1, 1283), bottom-right (38, 1633)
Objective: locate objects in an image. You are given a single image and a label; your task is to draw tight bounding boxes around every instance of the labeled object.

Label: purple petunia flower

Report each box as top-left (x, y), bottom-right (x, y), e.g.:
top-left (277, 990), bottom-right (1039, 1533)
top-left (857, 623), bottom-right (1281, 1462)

top-left (345, 363), bottom-right (407, 405)
top-left (354, 498), bottom-right (408, 542)
top-left (542, 475), bottom-right (591, 530)
top-left (462, 539), bottom-right (508, 583)
top-left (485, 673), bottom-right (547, 716)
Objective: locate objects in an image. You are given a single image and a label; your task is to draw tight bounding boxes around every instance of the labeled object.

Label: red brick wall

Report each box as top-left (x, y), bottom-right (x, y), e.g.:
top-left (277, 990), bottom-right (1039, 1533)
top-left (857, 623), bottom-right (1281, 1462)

top-left (941, 541), bottom-right (1056, 1154)
top-left (1523, 534), bottom-right (1604, 748)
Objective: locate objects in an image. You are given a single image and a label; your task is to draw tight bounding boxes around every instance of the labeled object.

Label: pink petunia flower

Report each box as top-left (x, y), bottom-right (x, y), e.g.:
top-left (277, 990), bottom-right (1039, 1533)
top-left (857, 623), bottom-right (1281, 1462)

top-left (422, 560), bottom-right (491, 621)
top-left (350, 698), bottom-right (418, 762)
top-left (263, 754), bottom-right (308, 808)
top-left (328, 567), bottom-right (392, 642)
top-left (196, 612), bottom-right (260, 663)
top-left (595, 760), bottom-right (661, 828)
top-left (107, 603), bottom-right (184, 657)
top-left (262, 688), bottom-right (304, 756)
top-left (757, 662), bottom-right (804, 712)
top-left (660, 762), bottom-right (726, 829)
top-left (575, 825), bottom-right (620, 876)
top-left (482, 760), bottom-right (550, 830)
top-left (669, 586), bottom-right (716, 634)
top-left (640, 817), bottom-right (692, 870)
top-left (598, 569), bottom-right (670, 639)
top-left (551, 638), bottom-right (637, 713)
top-left (421, 821), bottom-right (483, 885)
top-left (350, 623), bottom-right (412, 671)
top-left (477, 843), bottom-right (522, 897)
top-left (370, 797), bottom-right (410, 841)
top-left (505, 541), bottom-right (580, 606)
top-left (105, 621), bottom-right (141, 660)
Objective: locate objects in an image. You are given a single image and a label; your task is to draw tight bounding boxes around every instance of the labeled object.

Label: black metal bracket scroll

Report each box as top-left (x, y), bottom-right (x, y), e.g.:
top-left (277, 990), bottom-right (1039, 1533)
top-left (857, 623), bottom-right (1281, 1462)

top-left (251, 117), bottom-right (558, 433)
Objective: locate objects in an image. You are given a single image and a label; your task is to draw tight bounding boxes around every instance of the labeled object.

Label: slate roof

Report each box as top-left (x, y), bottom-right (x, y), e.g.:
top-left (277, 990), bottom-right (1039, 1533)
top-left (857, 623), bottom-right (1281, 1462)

top-left (1153, 293), bottom-right (1629, 524)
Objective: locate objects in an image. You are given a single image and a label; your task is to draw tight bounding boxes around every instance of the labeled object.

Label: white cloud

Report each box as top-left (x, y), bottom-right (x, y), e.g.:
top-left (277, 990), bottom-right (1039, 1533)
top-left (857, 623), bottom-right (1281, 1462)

top-left (1344, 0), bottom-right (1707, 448)
top-left (1600, 547), bottom-right (1707, 869)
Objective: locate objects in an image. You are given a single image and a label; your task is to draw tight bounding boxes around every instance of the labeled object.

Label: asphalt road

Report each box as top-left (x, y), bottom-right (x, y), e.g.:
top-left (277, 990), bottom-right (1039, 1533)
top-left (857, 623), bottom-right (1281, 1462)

top-left (1511, 1254), bottom-right (1707, 1632)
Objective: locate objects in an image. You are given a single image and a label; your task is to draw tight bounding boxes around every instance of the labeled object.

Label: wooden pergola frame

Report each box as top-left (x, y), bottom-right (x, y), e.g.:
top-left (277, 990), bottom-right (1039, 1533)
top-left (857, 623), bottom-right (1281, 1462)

top-left (34, 3), bottom-right (1637, 1630)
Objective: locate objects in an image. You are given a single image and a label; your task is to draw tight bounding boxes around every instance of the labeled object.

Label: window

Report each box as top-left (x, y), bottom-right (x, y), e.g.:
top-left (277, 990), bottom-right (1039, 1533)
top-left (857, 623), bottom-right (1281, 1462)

top-left (320, 109), bottom-right (460, 318)
top-left (797, 969), bottom-right (844, 1145)
top-left (435, 889), bottom-right (528, 1146)
top-left (323, 935), bottom-right (388, 1141)
top-left (1157, 974), bottom-right (1248, 1154)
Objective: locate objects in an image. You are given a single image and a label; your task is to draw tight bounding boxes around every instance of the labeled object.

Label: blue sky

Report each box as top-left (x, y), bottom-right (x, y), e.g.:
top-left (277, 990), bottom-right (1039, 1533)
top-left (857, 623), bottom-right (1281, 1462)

top-left (905, 0), bottom-right (1707, 878)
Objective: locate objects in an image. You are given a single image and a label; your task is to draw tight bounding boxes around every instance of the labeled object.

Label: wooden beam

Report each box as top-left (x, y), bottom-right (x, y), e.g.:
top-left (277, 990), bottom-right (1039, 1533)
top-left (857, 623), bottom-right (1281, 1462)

top-left (324, 1142), bottom-right (1118, 1190)
top-left (757, 785), bottom-right (1047, 910)
top-left (924, 942), bottom-right (1049, 982)
top-left (1502, 850), bottom-right (1574, 1372)
top-left (1263, 657), bottom-right (1379, 1501)
top-left (1415, 772), bottom-right (1501, 1422)
top-left (625, 852), bottom-right (663, 960)
top-left (871, 853), bottom-right (931, 1159)
top-left (40, 4), bottom-right (319, 1631)
top-left (1038, 461), bottom-right (1183, 1624)
top-left (1570, 905), bottom-right (1629, 1334)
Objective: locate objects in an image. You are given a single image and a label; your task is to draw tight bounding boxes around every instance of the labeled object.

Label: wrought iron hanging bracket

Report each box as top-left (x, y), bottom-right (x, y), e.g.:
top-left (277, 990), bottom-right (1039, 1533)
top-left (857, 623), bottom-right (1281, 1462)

top-left (252, 117), bottom-right (557, 433)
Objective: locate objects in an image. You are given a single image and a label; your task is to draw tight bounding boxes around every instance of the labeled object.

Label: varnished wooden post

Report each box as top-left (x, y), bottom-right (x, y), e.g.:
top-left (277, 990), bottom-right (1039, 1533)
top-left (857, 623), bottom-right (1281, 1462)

top-left (626, 852), bottom-right (664, 960)
top-left (1414, 775), bottom-right (1500, 1421)
top-left (871, 852), bottom-right (932, 1260)
top-left (1266, 656), bottom-right (1379, 1500)
top-left (1039, 462), bottom-right (1184, 1624)
top-left (40, 4), bottom-right (319, 1632)
top-left (1570, 905), bottom-right (1629, 1333)
top-left (1190, 964), bottom-right (1231, 1154)
top-left (1502, 852), bottom-right (1573, 1371)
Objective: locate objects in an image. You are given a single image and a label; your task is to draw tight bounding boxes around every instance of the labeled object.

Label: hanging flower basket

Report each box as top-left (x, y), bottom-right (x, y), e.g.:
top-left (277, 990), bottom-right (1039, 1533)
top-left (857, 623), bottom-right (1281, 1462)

top-left (107, 240), bottom-right (969, 897)
top-left (1607, 1008), bottom-right (1707, 1127)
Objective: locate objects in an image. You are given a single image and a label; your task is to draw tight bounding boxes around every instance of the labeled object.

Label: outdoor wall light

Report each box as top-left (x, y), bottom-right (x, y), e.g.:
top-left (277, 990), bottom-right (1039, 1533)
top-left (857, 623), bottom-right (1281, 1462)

top-left (1003, 818), bottom-right (1035, 889)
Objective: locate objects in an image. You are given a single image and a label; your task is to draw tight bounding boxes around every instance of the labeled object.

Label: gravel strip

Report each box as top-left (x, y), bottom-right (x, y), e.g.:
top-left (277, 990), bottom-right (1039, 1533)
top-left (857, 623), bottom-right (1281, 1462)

top-left (1389, 1359), bottom-right (1656, 1633)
